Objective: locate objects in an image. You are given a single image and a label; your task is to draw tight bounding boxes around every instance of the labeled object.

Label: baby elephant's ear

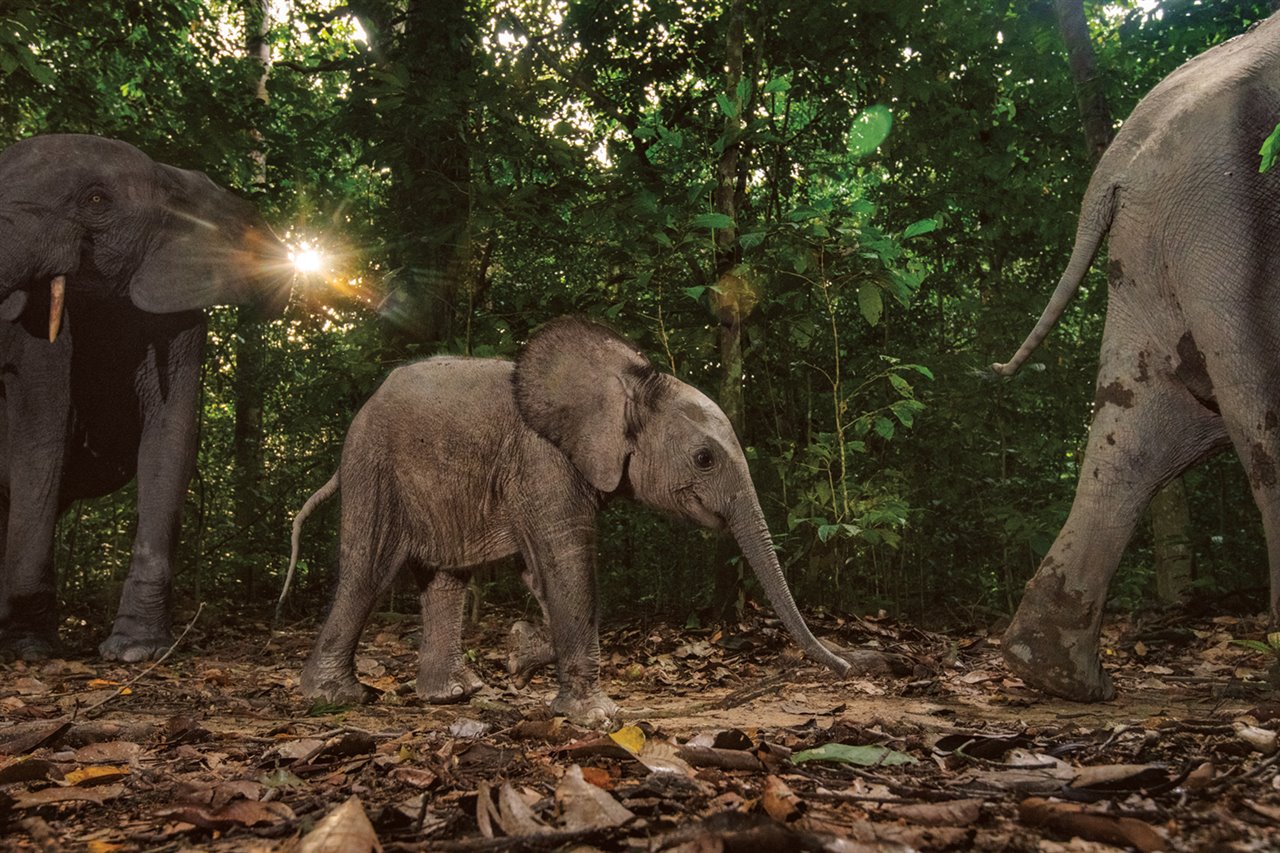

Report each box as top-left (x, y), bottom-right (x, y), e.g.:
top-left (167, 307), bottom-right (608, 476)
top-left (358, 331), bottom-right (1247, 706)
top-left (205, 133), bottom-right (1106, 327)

top-left (515, 316), bottom-right (656, 493)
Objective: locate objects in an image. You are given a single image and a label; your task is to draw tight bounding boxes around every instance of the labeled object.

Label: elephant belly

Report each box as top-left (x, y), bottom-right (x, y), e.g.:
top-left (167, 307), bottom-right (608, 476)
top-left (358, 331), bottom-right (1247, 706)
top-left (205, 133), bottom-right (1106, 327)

top-left (61, 431), bottom-right (138, 502)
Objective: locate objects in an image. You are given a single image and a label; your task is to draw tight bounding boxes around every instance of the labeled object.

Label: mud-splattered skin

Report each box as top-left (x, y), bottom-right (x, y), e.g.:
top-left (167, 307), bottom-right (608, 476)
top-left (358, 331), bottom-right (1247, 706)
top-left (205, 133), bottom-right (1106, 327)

top-left (995, 15), bottom-right (1280, 701)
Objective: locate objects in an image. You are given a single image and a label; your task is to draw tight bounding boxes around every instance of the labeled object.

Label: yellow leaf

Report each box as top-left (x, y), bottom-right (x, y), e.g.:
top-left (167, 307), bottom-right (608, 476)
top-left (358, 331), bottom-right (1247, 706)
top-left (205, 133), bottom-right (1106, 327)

top-left (608, 725), bottom-right (645, 755)
top-left (87, 679), bottom-right (121, 688)
top-left (62, 765), bottom-right (131, 787)
top-left (88, 842), bottom-right (126, 852)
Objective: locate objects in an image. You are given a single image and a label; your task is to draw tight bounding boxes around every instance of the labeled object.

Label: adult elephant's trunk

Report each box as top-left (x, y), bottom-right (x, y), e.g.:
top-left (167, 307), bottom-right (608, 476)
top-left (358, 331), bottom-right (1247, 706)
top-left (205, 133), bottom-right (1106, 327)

top-left (729, 495), bottom-right (850, 676)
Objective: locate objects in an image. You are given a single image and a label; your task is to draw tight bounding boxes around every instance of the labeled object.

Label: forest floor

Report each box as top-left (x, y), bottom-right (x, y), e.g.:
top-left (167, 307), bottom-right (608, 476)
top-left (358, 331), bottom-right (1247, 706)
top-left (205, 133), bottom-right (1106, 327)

top-left (2, 604), bottom-right (1279, 851)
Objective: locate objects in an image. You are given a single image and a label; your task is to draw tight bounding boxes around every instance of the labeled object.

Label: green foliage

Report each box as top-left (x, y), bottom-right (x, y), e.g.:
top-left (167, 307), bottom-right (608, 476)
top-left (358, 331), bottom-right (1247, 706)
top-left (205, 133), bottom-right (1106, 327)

top-left (1261, 121), bottom-right (1280, 173)
top-left (1, 0), bottom-right (1270, 629)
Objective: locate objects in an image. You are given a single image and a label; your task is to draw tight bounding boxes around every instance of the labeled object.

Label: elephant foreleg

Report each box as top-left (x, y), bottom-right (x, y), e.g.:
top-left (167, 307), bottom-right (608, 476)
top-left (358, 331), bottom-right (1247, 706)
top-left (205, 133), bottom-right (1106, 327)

top-left (414, 567), bottom-right (485, 703)
top-left (521, 525), bottom-right (618, 726)
top-left (1004, 329), bottom-right (1229, 700)
top-left (0, 335), bottom-right (71, 660)
top-left (100, 322), bottom-right (205, 662)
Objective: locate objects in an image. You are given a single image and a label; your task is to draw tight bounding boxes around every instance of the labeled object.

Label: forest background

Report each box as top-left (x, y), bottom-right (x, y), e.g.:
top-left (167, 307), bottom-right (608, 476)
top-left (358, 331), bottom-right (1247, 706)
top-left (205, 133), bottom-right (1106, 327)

top-left (1, 0), bottom-right (1273, 634)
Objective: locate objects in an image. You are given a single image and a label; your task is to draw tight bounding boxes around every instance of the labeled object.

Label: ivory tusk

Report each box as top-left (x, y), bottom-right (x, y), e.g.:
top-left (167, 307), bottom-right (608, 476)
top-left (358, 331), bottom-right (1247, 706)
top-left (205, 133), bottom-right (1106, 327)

top-left (48, 275), bottom-right (65, 342)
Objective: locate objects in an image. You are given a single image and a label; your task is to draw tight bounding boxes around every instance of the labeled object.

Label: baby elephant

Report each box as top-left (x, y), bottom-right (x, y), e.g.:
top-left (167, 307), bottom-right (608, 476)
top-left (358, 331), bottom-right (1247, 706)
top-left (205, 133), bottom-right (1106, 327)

top-left (288, 316), bottom-right (849, 723)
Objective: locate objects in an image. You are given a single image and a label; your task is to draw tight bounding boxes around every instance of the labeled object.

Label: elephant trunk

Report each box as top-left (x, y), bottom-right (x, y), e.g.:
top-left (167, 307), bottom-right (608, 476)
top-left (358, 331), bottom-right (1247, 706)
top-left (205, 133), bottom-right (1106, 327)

top-left (729, 496), bottom-right (850, 676)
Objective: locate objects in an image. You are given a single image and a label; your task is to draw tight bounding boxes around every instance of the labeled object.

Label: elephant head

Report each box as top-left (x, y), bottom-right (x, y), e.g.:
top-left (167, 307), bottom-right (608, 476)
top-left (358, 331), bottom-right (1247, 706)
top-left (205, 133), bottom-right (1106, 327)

top-left (0, 134), bottom-right (290, 338)
top-left (515, 316), bottom-right (851, 677)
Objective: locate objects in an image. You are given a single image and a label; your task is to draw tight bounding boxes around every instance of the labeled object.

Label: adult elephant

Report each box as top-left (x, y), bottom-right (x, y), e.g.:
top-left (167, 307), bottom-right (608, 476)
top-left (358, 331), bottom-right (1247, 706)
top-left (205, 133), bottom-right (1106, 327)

top-left (993, 14), bottom-right (1280, 700)
top-left (0, 134), bottom-right (290, 662)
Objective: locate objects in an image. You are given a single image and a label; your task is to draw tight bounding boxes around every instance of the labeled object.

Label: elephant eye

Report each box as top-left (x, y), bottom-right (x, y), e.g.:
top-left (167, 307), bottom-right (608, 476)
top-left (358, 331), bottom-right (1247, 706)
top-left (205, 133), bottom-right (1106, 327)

top-left (81, 188), bottom-right (110, 208)
top-left (693, 448), bottom-right (714, 470)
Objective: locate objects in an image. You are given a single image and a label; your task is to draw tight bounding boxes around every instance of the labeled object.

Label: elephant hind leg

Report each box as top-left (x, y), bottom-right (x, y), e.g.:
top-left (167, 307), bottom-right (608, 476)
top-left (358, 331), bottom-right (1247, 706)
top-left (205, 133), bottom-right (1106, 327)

top-left (300, 490), bottom-right (409, 705)
top-left (412, 566), bottom-right (485, 703)
top-left (1194, 342), bottom-right (1280, 626)
top-left (1004, 339), bottom-right (1230, 701)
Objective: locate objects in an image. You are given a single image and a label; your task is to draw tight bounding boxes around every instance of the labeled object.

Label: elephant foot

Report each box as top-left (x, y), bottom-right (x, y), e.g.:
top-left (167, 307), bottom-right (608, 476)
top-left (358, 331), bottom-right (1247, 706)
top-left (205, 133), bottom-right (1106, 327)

top-left (550, 690), bottom-right (620, 728)
top-left (0, 632), bottom-right (60, 662)
top-left (417, 665), bottom-right (485, 704)
top-left (507, 620), bottom-right (555, 688)
top-left (300, 661), bottom-right (379, 705)
top-left (99, 631), bottom-right (173, 663)
top-left (1002, 618), bottom-right (1115, 702)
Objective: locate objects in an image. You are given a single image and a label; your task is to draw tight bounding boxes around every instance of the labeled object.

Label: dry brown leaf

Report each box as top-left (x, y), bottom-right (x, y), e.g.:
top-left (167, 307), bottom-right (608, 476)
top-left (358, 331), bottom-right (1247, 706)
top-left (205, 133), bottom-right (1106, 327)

top-left (156, 799), bottom-right (295, 830)
top-left (0, 756), bottom-right (63, 785)
top-left (1019, 796), bottom-right (1166, 853)
top-left (72, 741), bottom-right (142, 764)
top-left (637, 738), bottom-right (695, 776)
top-left (297, 795), bottom-right (381, 853)
top-left (884, 798), bottom-right (982, 827)
top-left (495, 782), bottom-right (546, 835)
top-left (1071, 764), bottom-right (1171, 791)
top-left (13, 783), bottom-right (125, 809)
top-left (555, 764), bottom-right (635, 831)
top-left (760, 775), bottom-right (804, 823)
top-left (388, 766), bottom-right (437, 789)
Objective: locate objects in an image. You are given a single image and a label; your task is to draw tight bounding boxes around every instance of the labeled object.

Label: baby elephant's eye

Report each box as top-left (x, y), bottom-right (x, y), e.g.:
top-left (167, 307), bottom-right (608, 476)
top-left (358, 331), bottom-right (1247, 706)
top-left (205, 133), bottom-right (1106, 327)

top-left (693, 448), bottom-right (714, 470)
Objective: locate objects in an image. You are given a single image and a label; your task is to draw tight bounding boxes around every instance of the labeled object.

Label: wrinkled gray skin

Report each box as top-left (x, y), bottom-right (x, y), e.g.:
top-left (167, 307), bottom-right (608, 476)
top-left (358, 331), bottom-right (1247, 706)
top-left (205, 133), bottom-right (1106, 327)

top-left (0, 134), bottom-right (290, 662)
top-left (294, 316), bottom-right (849, 725)
top-left (994, 15), bottom-right (1280, 701)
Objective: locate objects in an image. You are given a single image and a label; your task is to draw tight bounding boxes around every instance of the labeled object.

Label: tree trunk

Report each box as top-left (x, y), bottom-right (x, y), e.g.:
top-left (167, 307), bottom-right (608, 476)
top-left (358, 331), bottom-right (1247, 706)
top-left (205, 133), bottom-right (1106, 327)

top-left (1052, 0), bottom-right (1194, 603)
top-left (231, 0), bottom-right (271, 596)
top-left (1052, 0), bottom-right (1112, 160)
top-left (710, 0), bottom-right (749, 620)
top-left (1151, 477), bottom-right (1194, 602)
top-left (378, 0), bottom-right (475, 359)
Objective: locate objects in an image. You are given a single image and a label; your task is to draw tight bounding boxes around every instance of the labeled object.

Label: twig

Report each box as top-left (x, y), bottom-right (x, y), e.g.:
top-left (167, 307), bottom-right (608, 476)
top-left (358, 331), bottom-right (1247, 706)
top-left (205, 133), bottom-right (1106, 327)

top-left (81, 604), bottom-right (205, 719)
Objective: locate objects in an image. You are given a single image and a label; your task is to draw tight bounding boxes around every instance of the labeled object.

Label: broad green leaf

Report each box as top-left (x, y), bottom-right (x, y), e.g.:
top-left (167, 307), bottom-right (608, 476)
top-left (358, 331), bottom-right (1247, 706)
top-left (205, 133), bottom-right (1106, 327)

top-left (738, 230), bottom-right (765, 249)
top-left (858, 282), bottom-right (883, 326)
top-left (716, 92), bottom-right (739, 119)
top-left (848, 105), bottom-right (893, 158)
top-left (888, 373), bottom-right (912, 396)
top-left (1231, 639), bottom-right (1278, 654)
top-left (791, 743), bottom-right (916, 767)
top-left (683, 285), bottom-right (707, 300)
top-left (692, 212), bottom-right (734, 230)
top-left (874, 416), bottom-right (895, 440)
top-left (902, 218), bottom-right (938, 239)
top-left (1261, 121), bottom-right (1280, 173)
top-left (890, 400), bottom-right (917, 427)
top-left (763, 76), bottom-right (790, 95)
top-left (906, 364), bottom-right (935, 380)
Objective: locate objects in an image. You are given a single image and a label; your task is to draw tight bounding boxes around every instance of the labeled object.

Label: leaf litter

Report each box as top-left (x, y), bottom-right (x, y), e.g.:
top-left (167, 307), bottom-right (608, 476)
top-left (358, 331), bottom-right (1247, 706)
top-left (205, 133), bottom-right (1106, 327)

top-left (0, 606), bottom-right (1278, 850)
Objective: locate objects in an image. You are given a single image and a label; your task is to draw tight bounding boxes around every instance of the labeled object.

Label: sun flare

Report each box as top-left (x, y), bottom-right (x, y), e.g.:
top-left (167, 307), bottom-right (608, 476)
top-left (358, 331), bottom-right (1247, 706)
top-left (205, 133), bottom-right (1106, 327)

top-left (290, 244), bottom-right (325, 275)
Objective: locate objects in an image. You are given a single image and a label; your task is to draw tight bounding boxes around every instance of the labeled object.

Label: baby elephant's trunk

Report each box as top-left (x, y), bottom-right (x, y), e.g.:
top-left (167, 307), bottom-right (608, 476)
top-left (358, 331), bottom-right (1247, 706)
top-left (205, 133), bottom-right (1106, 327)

top-left (728, 496), bottom-right (851, 676)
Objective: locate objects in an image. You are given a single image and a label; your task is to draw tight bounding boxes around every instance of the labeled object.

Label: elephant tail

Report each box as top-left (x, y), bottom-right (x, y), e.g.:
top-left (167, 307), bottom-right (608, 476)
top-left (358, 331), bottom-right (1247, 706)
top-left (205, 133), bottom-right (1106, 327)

top-left (992, 179), bottom-right (1118, 377)
top-left (275, 471), bottom-right (340, 624)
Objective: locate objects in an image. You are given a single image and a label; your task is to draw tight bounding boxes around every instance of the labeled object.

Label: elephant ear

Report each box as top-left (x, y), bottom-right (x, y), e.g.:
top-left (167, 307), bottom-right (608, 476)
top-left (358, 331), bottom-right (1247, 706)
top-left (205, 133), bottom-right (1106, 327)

top-left (514, 316), bottom-right (660, 493)
top-left (129, 164), bottom-right (288, 315)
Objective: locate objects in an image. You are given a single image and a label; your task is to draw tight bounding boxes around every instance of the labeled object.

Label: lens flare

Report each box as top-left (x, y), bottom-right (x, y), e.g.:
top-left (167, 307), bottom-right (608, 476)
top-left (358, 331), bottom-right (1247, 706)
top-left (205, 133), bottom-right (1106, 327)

top-left (291, 246), bottom-right (325, 274)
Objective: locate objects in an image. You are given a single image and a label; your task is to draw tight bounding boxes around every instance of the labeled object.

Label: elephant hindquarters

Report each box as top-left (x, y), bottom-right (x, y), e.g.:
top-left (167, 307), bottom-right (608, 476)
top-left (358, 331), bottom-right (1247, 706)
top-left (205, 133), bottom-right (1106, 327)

top-left (1003, 304), bottom-right (1230, 700)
